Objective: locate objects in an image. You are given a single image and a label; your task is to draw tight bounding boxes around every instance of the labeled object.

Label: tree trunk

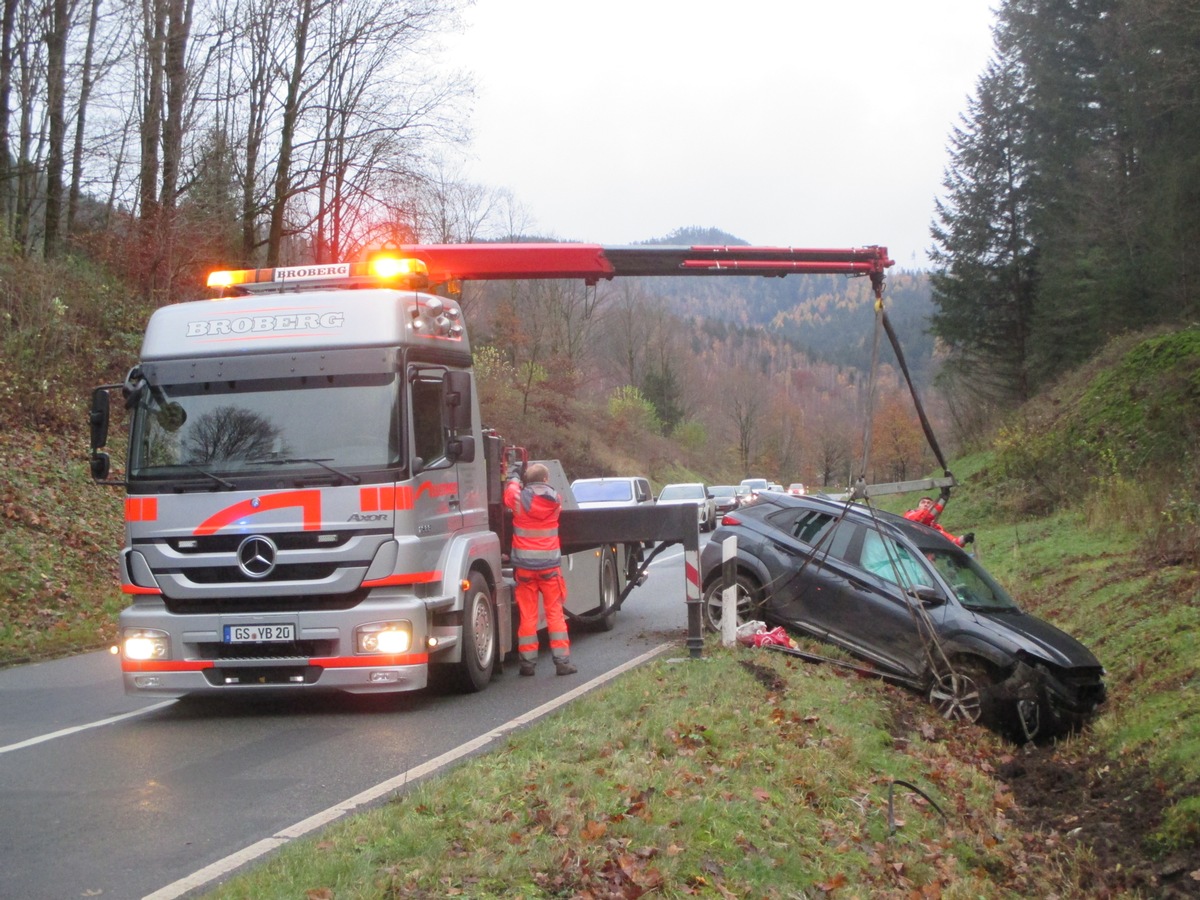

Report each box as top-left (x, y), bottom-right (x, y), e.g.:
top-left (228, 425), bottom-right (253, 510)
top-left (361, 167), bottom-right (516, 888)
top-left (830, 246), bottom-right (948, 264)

top-left (43, 0), bottom-right (69, 258)
top-left (160, 0), bottom-right (191, 210)
top-left (139, 0), bottom-right (165, 224)
top-left (266, 0), bottom-right (314, 266)
top-left (66, 0), bottom-right (101, 240)
top-left (0, 0), bottom-right (18, 230)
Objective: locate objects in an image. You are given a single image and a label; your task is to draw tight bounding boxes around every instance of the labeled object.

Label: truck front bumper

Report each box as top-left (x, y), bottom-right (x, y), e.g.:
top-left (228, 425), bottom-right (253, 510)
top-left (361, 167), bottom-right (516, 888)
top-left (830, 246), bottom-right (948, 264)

top-left (117, 594), bottom-right (446, 695)
top-left (122, 655), bottom-right (430, 695)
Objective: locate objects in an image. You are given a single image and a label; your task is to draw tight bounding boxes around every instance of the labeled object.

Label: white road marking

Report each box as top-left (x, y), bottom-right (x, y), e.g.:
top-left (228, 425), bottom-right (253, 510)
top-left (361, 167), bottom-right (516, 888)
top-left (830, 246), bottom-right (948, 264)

top-left (143, 643), bottom-right (675, 900)
top-left (0, 701), bottom-right (176, 756)
top-left (648, 547), bottom-right (684, 566)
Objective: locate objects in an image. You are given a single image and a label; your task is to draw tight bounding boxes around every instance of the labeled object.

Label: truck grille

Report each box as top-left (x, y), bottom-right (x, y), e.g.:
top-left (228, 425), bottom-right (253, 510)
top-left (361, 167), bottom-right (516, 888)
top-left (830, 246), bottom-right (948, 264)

top-left (164, 589), bottom-right (368, 615)
top-left (166, 532), bottom-right (357, 553)
top-left (183, 563), bottom-right (339, 584)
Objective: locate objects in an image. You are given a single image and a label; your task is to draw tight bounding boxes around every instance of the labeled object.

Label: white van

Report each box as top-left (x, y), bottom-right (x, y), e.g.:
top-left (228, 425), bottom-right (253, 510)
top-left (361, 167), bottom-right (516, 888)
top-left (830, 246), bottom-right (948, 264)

top-left (571, 476), bottom-right (654, 508)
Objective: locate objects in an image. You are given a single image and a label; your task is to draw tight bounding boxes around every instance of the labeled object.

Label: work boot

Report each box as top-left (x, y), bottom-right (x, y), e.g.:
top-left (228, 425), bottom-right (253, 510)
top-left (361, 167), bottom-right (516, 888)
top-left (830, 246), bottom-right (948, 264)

top-left (554, 658), bottom-right (577, 676)
top-left (519, 661), bottom-right (536, 677)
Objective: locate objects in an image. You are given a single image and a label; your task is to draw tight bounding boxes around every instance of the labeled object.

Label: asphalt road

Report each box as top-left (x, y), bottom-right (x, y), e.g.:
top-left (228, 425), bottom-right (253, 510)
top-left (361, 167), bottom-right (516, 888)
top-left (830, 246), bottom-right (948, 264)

top-left (0, 540), bottom-right (704, 899)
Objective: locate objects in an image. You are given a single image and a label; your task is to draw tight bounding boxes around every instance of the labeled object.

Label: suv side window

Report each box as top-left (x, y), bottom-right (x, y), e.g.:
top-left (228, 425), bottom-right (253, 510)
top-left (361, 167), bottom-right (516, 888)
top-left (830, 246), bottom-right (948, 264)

top-left (824, 520), bottom-right (857, 561)
top-left (763, 508), bottom-right (855, 557)
top-left (858, 529), bottom-right (933, 589)
top-left (793, 510), bottom-right (833, 545)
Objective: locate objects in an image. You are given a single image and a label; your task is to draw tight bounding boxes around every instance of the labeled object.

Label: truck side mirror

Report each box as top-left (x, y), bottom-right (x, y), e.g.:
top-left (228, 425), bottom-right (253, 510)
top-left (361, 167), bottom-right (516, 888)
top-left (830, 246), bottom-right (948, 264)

top-left (443, 370), bottom-right (473, 433)
top-left (447, 435), bottom-right (476, 464)
top-left (90, 388), bottom-right (111, 449)
top-left (90, 452), bottom-right (111, 481)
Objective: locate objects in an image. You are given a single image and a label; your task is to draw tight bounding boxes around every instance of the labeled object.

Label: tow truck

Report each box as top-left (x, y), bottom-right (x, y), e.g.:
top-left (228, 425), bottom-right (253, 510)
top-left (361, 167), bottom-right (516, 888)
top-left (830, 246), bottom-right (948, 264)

top-left (89, 243), bottom-right (893, 696)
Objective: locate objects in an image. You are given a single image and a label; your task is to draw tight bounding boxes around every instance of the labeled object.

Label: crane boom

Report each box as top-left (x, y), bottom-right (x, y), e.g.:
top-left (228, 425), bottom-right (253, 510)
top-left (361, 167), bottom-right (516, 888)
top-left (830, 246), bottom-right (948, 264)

top-left (393, 243), bottom-right (893, 287)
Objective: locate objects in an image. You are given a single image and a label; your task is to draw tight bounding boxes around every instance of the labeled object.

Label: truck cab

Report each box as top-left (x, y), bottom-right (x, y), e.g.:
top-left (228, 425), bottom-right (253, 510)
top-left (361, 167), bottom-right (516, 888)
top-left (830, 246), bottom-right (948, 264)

top-left (91, 258), bottom-right (506, 695)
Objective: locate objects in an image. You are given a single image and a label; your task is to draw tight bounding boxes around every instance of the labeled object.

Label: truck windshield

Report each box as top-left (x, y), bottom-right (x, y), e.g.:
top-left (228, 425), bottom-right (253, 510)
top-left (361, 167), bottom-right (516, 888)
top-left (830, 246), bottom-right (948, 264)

top-left (128, 373), bottom-right (400, 480)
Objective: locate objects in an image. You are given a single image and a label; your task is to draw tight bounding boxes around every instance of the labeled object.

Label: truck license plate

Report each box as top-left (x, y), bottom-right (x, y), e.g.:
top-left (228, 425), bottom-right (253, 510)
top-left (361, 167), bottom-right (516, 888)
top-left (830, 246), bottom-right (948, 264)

top-left (223, 624), bottom-right (296, 643)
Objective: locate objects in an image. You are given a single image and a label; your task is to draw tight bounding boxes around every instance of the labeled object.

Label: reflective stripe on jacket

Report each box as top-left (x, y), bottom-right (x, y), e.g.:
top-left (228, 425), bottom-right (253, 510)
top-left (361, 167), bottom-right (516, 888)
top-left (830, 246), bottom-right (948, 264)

top-left (504, 479), bottom-right (562, 570)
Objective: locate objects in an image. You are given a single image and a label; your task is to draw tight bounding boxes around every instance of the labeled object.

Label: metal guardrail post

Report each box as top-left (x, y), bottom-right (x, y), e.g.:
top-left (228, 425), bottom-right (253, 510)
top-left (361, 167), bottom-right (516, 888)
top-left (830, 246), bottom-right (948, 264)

top-left (683, 506), bottom-right (703, 659)
top-left (721, 536), bottom-right (737, 647)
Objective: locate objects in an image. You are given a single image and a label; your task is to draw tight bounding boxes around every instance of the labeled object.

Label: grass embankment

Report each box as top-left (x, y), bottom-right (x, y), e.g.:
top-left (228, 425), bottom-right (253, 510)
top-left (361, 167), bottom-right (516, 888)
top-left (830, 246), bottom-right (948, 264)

top-left (0, 428), bottom-right (125, 663)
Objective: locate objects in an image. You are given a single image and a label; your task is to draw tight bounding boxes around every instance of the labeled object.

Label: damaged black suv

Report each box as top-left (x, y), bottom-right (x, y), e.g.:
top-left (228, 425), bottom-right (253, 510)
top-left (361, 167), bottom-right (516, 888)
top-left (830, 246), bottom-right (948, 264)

top-left (700, 493), bottom-right (1106, 741)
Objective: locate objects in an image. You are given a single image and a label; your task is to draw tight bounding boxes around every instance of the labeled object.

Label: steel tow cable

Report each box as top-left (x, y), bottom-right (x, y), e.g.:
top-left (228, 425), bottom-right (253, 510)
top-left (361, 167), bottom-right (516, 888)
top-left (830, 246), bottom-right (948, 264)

top-left (848, 278), bottom-right (969, 718)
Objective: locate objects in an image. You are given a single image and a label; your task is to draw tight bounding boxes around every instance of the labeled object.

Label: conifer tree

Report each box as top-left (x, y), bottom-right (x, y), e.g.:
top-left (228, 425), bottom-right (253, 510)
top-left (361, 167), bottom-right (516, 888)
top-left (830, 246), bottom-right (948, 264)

top-left (930, 52), bottom-right (1037, 404)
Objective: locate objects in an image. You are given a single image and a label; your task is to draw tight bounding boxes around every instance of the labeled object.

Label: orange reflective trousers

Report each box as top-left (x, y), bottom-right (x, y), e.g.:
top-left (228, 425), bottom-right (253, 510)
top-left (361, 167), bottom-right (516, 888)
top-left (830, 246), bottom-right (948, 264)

top-left (514, 567), bottom-right (569, 664)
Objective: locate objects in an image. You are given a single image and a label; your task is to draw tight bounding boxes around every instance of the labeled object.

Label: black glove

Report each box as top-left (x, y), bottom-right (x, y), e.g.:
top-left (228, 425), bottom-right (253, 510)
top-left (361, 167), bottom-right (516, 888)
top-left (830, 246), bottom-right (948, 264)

top-left (961, 532), bottom-right (975, 545)
top-left (507, 463), bottom-right (524, 483)
top-left (939, 486), bottom-right (952, 504)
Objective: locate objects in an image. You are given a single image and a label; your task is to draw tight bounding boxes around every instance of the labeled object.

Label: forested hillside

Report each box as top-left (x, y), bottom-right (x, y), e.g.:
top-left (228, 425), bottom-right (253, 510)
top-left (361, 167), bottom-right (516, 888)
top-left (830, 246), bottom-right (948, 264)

top-left (930, 0), bottom-right (1200, 413)
top-left (458, 240), bottom-right (937, 489)
top-left (632, 228), bottom-right (938, 386)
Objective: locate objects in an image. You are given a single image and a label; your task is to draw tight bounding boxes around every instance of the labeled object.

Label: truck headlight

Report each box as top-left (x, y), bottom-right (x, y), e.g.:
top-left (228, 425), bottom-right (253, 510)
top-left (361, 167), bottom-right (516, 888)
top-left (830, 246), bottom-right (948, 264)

top-left (123, 628), bottom-right (170, 661)
top-left (356, 622), bottom-right (412, 654)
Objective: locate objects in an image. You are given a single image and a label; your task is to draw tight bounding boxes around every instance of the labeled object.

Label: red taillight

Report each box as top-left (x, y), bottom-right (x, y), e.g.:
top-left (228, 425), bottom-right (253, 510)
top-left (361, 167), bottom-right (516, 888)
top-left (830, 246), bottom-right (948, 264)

top-left (721, 513), bottom-right (742, 526)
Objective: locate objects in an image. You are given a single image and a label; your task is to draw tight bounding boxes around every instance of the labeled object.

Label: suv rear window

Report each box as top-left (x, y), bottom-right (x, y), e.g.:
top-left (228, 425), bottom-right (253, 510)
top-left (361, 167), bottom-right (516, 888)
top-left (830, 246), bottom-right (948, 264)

top-left (765, 507), bottom-right (855, 559)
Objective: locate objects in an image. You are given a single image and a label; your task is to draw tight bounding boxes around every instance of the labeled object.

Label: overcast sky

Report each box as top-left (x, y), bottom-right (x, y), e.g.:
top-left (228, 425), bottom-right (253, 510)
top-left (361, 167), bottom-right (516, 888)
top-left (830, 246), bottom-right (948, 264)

top-left (442, 1), bottom-right (998, 269)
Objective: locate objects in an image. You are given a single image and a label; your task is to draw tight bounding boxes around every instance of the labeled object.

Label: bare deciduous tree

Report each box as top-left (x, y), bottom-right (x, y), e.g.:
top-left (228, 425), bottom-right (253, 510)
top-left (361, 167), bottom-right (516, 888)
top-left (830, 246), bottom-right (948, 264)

top-left (728, 370), bottom-right (765, 477)
top-left (65, 0), bottom-right (102, 238)
top-left (603, 280), bottom-right (652, 388)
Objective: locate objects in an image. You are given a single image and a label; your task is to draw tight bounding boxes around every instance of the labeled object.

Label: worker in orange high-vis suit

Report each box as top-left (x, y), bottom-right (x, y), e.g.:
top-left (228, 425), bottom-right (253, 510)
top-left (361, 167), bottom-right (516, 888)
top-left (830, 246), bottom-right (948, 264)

top-left (503, 462), bottom-right (577, 677)
top-left (903, 487), bottom-right (974, 548)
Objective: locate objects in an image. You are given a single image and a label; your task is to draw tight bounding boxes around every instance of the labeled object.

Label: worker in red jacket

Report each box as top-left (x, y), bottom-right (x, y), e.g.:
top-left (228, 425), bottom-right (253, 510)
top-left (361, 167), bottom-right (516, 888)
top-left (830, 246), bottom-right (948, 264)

top-left (904, 489), bottom-right (974, 548)
top-left (504, 462), bottom-right (576, 677)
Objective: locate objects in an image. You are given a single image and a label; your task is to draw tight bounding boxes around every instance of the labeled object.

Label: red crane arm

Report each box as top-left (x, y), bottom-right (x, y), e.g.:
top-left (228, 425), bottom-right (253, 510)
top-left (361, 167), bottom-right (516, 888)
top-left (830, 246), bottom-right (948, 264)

top-left (394, 243), bottom-right (893, 286)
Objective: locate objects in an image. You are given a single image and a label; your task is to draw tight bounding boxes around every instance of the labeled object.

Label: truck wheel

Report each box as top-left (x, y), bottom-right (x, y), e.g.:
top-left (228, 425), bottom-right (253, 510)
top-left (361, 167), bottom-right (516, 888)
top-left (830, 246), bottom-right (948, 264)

top-left (441, 572), bottom-right (496, 694)
top-left (591, 547), bottom-right (619, 632)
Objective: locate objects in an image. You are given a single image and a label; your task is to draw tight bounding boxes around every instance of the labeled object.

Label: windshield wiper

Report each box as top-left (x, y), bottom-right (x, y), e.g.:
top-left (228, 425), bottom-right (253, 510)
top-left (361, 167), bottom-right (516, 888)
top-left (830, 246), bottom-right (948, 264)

top-left (257, 457), bottom-right (361, 485)
top-left (963, 601), bottom-right (1020, 613)
top-left (174, 465), bottom-right (236, 490)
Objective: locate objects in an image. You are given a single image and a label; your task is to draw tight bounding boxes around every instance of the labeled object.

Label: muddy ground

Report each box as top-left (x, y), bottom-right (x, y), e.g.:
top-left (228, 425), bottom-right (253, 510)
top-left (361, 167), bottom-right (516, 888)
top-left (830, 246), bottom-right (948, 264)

top-left (885, 679), bottom-right (1198, 898)
top-left (740, 656), bottom-right (1198, 897)
top-left (995, 729), bottom-right (1199, 898)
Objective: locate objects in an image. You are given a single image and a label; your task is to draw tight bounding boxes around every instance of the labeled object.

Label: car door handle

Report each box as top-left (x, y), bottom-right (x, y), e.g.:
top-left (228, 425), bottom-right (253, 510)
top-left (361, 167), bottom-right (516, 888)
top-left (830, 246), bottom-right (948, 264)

top-left (771, 541), bottom-right (801, 556)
